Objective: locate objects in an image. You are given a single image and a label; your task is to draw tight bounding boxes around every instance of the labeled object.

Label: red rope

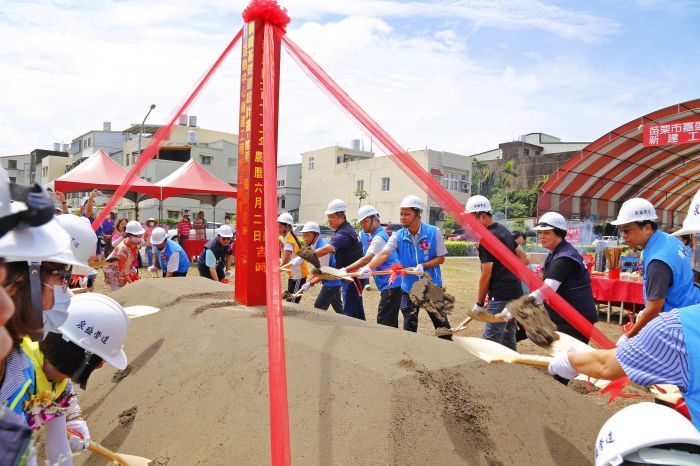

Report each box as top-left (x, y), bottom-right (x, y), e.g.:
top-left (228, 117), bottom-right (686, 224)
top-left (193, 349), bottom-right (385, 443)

top-left (90, 28), bottom-right (244, 230)
top-left (262, 22), bottom-right (291, 466)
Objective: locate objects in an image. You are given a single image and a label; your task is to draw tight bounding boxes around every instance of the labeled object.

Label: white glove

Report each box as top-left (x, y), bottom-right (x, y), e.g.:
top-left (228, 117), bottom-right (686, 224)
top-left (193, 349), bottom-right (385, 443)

top-left (148, 265), bottom-right (157, 275)
top-left (617, 334), bottom-right (629, 346)
top-left (413, 263), bottom-right (424, 274)
top-left (547, 349), bottom-right (579, 380)
top-left (290, 256), bottom-right (303, 267)
top-left (66, 419), bottom-right (90, 452)
top-left (498, 308), bottom-right (514, 321)
top-left (472, 302), bottom-right (487, 313)
top-left (358, 266), bottom-right (372, 279)
top-left (337, 267), bottom-right (347, 276)
top-left (301, 282), bottom-right (312, 292)
top-left (225, 269), bottom-right (234, 279)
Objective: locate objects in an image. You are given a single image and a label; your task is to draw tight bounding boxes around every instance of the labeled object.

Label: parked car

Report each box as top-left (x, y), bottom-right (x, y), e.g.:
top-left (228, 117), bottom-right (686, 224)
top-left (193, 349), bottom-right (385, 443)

top-left (446, 228), bottom-right (474, 241)
top-left (380, 223), bottom-right (403, 235)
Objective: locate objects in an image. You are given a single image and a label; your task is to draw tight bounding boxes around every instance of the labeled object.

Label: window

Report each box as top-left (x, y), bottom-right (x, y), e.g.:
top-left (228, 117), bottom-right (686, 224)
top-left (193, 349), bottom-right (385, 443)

top-left (277, 179), bottom-right (285, 187)
top-left (523, 148), bottom-right (530, 156)
top-left (9, 177), bottom-right (16, 183)
top-left (7, 160), bottom-right (16, 169)
top-left (42, 167), bottom-right (48, 177)
top-left (356, 179), bottom-right (364, 191)
top-left (201, 155), bottom-right (212, 165)
top-left (167, 210), bottom-right (179, 219)
top-left (125, 154), bottom-right (130, 166)
top-left (280, 196), bottom-right (286, 209)
top-left (308, 157), bottom-right (315, 170)
top-left (228, 157), bottom-right (235, 167)
top-left (381, 177), bottom-right (390, 192)
top-left (336, 155), bottom-right (342, 164)
top-left (442, 172), bottom-right (469, 192)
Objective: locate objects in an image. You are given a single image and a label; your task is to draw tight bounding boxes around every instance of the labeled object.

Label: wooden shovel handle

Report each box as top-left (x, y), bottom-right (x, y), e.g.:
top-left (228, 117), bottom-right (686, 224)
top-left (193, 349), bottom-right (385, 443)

top-left (68, 429), bottom-right (131, 466)
top-left (508, 357), bottom-right (551, 368)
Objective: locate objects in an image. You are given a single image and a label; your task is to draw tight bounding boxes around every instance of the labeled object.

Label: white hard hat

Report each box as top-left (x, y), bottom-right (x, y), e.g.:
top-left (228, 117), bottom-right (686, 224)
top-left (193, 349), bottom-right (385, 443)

top-left (277, 212), bottom-right (294, 225)
top-left (399, 195), bottom-right (424, 211)
top-left (217, 224), bottom-right (234, 238)
top-left (673, 188), bottom-right (700, 236)
top-left (357, 205), bottom-right (379, 222)
top-left (325, 199), bottom-right (347, 215)
top-left (57, 293), bottom-right (131, 370)
top-left (0, 218), bottom-right (71, 263)
top-left (43, 214), bottom-right (98, 275)
top-left (465, 195), bottom-right (492, 213)
top-left (594, 402), bottom-right (700, 466)
top-left (150, 227), bottom-right (168, 245)
top-left (533, 212), bottom-right (568, 231)
top-left (125, 220), bottom-right (145, 235)
top-left (611, 198), bottom-right (657, 226)
top-left (301, 221), bottom-right (320, 234)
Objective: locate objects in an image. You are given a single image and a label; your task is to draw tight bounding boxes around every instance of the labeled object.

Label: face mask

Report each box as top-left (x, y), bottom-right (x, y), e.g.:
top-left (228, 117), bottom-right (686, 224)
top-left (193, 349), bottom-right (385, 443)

top-left (131, 237), bottom-right (144, 245)
top-left (42, 284), bottom-right (73, 337)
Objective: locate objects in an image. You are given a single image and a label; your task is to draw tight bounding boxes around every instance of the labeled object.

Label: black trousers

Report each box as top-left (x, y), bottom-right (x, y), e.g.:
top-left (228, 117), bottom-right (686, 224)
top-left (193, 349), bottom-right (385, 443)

top-left (315, 285), bottom-right (343, 313)
top-left (400, 291), bottom-right (452, 340)
top-left (377, 287), bottom-right (402, 328)
top-left (163, 270), bottom-right (188, 278)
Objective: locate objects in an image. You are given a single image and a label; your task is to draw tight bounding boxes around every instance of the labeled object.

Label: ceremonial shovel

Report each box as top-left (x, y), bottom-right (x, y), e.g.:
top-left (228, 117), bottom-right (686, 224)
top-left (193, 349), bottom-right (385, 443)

top-left (453, 336), bottom-right (553, 367)
top-left (68, 430), bottom-right (151, 466)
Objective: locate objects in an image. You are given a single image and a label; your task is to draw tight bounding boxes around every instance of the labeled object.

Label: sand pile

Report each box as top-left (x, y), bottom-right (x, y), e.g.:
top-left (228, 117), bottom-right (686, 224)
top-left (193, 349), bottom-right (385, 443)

top-left (75, 278), bottom-right (610, 465)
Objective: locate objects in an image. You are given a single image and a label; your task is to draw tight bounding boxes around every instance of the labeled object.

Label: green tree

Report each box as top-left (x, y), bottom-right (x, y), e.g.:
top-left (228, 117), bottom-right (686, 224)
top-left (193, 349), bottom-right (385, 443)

top-left (354, 188), bottom-right (368, 206)
top-left (498, 160), bottom-right (518, 220)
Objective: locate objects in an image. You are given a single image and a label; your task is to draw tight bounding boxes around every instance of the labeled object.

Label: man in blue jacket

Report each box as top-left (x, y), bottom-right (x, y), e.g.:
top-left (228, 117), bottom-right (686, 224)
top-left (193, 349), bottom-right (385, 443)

top-left (148, 227), bottom-right (190, 277)
top-left (196, 225), bottom-right (234, 281)
top-left (611, 198), bottom-right (700, 344)
top-left (346, 205), bottom-right (403, 327)
top-left (361, 195), bottom-right (452, 339)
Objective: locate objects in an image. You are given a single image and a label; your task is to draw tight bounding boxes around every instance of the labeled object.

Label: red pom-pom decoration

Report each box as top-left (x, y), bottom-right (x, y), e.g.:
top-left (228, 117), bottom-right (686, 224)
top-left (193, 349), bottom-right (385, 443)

top-left (242, 0), bottom-right (291, 31)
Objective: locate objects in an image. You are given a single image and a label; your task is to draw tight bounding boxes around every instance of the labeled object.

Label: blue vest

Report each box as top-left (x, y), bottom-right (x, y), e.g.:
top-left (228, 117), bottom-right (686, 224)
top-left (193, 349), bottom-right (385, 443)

top-left (678, 305), bottom-right (700, 430)
top-left (361, 228), bottom-right (401, 292)
top-left (317, 237), bottom-right (341, 287)
top-left (197, 238), bottom-right (232, 275)
top-left (643, 230), bottom-right (700, 311)
top-left (157, 239), bottom-right (190, 273)
top-left (543, 240), bottom-right (597, 331)
top-left (1, 349), bottom-right (34, 421)
top-left (395, 223), bottom-right (442, 293)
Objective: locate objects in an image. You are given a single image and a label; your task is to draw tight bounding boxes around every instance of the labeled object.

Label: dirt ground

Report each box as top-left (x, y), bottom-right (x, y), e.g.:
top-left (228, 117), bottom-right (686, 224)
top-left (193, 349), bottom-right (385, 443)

top-left (72, 258), bottom-right (638, 465)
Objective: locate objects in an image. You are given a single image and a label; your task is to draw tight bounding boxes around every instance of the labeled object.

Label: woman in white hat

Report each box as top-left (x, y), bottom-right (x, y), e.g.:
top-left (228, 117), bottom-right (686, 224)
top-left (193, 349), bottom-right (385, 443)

top-left (104, 220), bottom-right (145, 291)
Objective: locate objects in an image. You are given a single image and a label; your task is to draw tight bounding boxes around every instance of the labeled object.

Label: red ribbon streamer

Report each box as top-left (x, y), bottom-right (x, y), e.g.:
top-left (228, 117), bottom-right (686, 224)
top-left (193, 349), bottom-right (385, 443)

top-left (278, 31), bottom-right (614, 351)
top-left (90, 28), bottom-right (244, 231)
top-left (387, 263), bottom-right (407, 286)
top-left (262, 22), bottom-right (292, 466)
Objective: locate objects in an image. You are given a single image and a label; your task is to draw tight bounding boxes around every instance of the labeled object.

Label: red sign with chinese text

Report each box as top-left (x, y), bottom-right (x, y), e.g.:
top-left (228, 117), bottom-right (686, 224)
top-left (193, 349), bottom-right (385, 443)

top-left (235, 18), bottom-right (281, 306)
top-left (643, 120), bottom-right (700, 146)
top-left (566, 226), bottom-right (581, 244)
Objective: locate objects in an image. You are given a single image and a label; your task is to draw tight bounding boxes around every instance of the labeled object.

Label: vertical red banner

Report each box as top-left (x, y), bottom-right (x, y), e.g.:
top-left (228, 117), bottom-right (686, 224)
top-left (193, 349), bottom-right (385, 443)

top-left (235, 19), bottom-right (282, 305)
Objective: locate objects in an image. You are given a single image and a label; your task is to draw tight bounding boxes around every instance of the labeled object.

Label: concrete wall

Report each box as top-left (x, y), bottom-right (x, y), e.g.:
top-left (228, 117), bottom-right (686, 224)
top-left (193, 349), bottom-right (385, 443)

top-left (40, 155), bottom-right (70, 185)
top-left (0, 154), bottom-right (31, 185)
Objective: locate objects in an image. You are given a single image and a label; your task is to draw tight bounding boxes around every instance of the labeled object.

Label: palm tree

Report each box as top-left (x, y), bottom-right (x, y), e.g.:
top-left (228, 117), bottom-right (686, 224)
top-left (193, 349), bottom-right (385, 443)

top-left (499, 160), bottom-right (518, 220)
top-left (354, 188), bottom-right (368, 206)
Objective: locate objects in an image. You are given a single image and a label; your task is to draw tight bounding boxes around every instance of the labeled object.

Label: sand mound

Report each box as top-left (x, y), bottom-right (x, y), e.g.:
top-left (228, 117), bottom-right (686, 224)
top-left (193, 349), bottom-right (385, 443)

top-left (75, 279), bottom-right (609, 465)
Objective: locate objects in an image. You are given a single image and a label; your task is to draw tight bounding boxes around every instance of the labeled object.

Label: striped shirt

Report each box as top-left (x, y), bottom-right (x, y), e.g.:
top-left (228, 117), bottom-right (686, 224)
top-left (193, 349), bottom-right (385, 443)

top-left (616, 309), bottom-right (688, 391)
top-left (0, 349), bottom-right (32, 406)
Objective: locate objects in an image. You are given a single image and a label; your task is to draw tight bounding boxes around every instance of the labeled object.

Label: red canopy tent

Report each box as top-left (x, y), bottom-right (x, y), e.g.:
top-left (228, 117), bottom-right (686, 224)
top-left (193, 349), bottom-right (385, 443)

top-left (155, 159), bottom-right (237, 207)
top-left (54, 150), bottom-right (161, 203)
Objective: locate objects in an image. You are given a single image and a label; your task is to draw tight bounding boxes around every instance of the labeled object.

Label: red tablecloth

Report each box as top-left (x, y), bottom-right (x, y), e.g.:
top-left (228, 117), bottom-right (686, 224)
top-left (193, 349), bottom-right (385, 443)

top-left (180, 239), bottom-right (207, 261)
top-left (590, 276), bottom-right (644, 305)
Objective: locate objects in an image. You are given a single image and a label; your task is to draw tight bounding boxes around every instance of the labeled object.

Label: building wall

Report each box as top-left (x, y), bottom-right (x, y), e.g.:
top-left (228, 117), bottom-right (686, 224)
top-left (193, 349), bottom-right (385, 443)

top-left (277, 164), bottom-right (302, 219)
top-left (299, 146), bottom-right (471, 226)
top-left (40, 156), bottom-right (70, 186)
top-left (0, 154), bottom-right (31, 185)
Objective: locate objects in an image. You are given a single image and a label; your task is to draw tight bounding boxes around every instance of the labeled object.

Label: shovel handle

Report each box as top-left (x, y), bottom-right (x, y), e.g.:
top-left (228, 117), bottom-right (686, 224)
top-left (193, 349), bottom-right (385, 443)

top-left (508, 357), bottom-right (551, 368)
top-left (68, 429), bottom-right (130, 466)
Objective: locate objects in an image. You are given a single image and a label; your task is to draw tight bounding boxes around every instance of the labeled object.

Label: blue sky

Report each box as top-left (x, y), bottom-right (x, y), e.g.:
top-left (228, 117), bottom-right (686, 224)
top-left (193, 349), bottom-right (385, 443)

top-left (1, 0), bottom-right (698, 164)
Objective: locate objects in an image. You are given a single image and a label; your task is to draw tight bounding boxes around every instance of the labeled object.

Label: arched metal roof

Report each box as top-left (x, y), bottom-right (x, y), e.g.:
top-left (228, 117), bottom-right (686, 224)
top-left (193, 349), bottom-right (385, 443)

top-left (538, 98), bottom-right (700, 226)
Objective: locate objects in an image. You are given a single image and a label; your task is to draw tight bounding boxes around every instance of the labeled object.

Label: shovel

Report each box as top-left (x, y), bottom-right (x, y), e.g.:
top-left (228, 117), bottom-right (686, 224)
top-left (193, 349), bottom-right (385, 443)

top-left (125, 305), bottom-right (160, 319)
top-left (68, 430), bottom-right (151, 466)
top-left (453, 336), bottom-right (553, 367)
